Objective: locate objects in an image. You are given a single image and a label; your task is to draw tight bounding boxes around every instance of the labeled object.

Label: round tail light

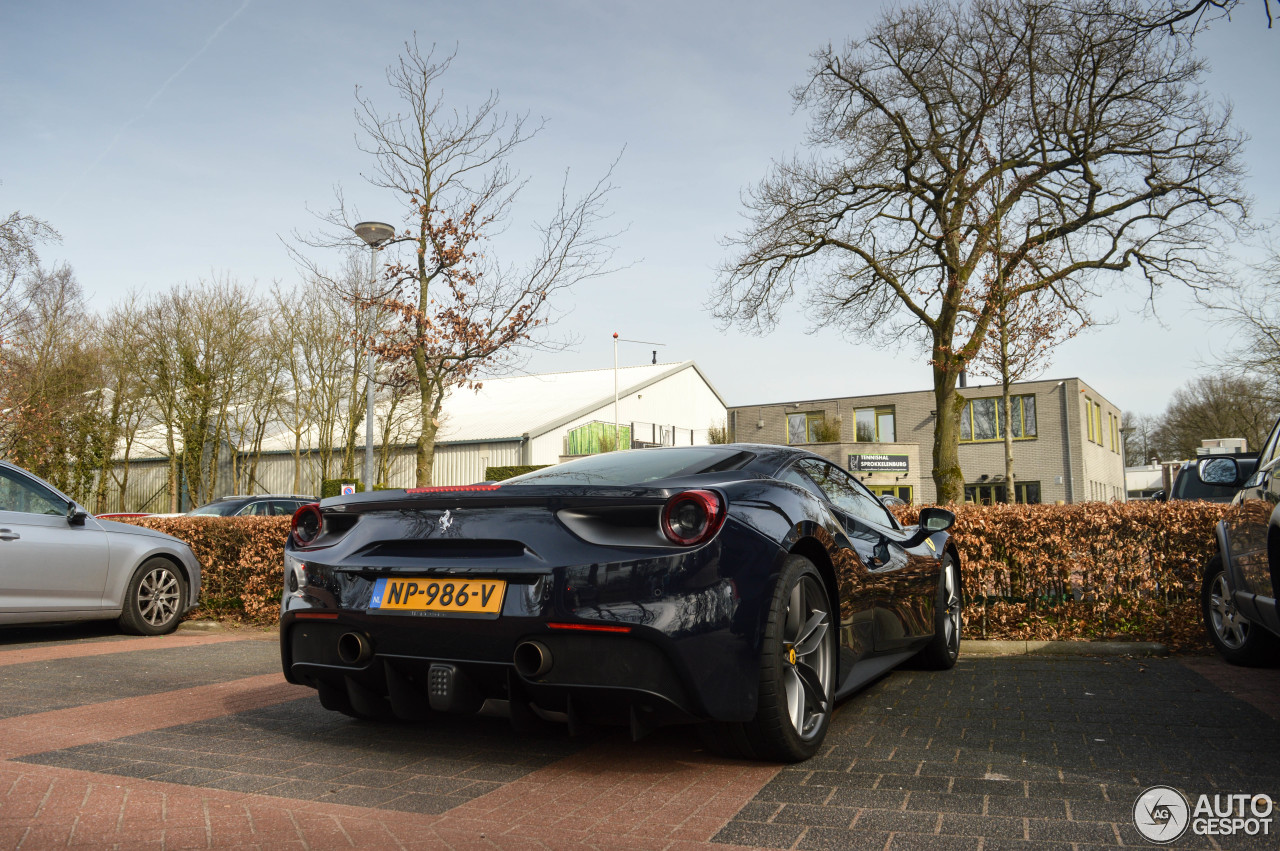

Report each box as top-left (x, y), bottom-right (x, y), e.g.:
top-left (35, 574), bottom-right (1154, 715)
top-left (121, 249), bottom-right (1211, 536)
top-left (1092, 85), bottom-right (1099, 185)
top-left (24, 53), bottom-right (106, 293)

top-left (291, 503), bottom-right (323, 546)
top-left (661, 490), bottom-right (726, 546)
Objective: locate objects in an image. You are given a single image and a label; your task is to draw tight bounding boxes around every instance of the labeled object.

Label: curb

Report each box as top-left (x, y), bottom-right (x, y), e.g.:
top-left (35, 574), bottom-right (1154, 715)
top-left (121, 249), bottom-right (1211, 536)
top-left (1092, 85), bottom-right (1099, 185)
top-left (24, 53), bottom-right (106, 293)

top-left (963, 639), bottom-right (1167, 657)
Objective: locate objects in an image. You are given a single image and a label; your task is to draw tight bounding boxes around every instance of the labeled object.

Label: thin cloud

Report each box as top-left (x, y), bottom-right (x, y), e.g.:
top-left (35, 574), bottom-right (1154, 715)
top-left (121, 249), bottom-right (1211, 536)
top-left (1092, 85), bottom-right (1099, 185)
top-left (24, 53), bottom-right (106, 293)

top-left (57, 0), bottom-right (252, 205)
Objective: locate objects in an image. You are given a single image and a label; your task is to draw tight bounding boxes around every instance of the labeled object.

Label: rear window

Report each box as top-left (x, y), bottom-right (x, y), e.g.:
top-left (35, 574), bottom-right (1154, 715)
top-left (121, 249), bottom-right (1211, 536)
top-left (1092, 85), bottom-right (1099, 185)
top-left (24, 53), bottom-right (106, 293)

top-left (503, 447), bottom-right (754, 486)
top-left (1172, 458), bottom-right (1257, 501)
top-left (188, 502), bottom-right (240, 516)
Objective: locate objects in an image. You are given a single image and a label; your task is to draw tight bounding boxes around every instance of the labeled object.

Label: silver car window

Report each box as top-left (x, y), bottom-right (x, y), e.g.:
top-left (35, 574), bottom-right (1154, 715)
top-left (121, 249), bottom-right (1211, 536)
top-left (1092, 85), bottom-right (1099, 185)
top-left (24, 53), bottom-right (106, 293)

top-left (797, 459), bottom-right (897, 530)
top-left (0, 467), bottom-right (67, 516)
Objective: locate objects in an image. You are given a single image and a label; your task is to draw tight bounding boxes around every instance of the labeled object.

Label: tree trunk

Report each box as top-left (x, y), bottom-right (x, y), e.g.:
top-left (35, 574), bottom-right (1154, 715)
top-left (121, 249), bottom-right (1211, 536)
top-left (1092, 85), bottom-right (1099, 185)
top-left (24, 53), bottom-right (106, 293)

top-left (165, 427), bottom-right (179, 513)
top-left (1002, 388), bottom-right (1016, 504)
top-left (999, 314), bottom-right (1017, 504)
top-left (415, 388), bottom-right (441, 487)
top-left (930, 353), bottom-right (966, 505)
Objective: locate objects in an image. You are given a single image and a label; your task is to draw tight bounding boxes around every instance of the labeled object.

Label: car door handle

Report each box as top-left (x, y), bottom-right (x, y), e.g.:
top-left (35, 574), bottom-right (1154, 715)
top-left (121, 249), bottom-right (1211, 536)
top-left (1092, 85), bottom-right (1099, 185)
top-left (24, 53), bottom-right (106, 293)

top-left (0, 528), bottom-right (19, 541)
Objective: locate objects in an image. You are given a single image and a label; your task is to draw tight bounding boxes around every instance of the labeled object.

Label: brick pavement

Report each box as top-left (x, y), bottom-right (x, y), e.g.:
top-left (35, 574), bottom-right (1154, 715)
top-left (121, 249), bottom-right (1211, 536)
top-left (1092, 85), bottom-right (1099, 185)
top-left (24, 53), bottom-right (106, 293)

top-left (0, 627), bottom-right (1277, 850)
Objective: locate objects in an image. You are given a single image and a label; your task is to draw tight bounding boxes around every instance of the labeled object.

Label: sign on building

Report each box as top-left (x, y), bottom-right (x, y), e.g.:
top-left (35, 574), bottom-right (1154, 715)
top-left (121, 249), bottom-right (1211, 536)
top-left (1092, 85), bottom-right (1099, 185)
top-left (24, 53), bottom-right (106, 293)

top-left (849, 453), bottom-right (909, 473)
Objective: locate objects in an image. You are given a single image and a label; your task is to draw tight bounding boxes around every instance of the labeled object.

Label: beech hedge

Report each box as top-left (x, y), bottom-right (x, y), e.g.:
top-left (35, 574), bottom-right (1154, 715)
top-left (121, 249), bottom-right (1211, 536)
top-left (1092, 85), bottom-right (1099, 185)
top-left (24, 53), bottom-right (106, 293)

top-left (132, 502), bottom-right (1226, 649)
top-left (893, 501), bottom-right (1226, 651)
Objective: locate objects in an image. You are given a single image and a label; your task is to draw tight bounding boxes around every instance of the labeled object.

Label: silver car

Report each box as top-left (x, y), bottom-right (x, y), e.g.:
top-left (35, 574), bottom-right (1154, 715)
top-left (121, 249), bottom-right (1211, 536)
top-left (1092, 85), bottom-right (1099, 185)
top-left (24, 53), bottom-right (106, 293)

top-left (0, 460), bottom-right (201, 634)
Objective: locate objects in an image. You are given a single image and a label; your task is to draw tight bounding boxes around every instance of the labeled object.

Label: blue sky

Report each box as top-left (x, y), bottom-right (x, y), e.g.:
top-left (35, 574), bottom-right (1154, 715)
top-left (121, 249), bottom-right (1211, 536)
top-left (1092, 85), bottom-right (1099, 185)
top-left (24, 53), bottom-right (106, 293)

top-left (2, 1), bottom-right (1277, 415)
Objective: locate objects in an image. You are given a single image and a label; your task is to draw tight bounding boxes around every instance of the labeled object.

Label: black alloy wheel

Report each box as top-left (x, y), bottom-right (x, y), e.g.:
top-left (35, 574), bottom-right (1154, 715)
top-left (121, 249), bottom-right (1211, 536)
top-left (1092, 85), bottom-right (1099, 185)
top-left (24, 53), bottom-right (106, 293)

top-left (118, 558), bottom-right (185, 635)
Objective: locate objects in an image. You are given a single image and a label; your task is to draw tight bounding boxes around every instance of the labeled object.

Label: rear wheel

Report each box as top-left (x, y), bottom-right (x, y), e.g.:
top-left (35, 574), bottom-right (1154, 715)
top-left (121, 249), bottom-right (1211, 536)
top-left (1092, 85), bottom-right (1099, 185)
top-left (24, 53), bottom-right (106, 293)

top-left (701, 555), bottom-right (836, 762)
top-left (1203, 556), bottom-right (1279, 666)
top-left (118, 558), bottom-right (185, 635)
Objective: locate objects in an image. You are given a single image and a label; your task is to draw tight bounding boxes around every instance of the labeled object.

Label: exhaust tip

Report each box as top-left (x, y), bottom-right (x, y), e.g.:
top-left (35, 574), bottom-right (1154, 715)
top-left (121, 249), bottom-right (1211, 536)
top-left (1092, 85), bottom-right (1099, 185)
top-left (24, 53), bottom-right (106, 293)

top-left (513, 640), bottom-right (552, 678)
top-left (336, 632), bottom-right (373, 666)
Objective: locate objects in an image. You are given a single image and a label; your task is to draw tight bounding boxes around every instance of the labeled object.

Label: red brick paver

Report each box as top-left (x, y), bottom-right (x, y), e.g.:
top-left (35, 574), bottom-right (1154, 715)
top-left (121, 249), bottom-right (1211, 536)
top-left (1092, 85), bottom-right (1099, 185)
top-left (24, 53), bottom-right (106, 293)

top-left (1179, 653), bottom-right (1280, 722)
top-left (0, 632), bottom-right (255, 668)
top-left (0, 631), bottom-right (777, 849)
top-left (0, 673), bottom-right (311, 761)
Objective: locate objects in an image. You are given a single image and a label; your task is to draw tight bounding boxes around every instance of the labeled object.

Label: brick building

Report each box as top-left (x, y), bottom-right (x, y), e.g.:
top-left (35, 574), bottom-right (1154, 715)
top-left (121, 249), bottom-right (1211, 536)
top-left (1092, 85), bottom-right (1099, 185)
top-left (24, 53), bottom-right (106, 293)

top-left (727, 377), bottom-right (1125, 505)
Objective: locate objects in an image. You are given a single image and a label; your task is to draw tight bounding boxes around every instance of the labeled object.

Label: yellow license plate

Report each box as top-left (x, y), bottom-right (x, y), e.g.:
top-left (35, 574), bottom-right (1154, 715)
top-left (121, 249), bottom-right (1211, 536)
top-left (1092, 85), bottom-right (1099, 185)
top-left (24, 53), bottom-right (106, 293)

top-left (371, 577), bottom-right (506, 614)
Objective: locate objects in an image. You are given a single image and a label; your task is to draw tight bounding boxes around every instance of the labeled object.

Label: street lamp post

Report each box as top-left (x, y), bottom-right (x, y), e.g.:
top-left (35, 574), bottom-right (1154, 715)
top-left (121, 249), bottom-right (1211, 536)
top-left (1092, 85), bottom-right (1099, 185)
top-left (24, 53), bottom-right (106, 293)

top-left (354, 221), bottom-right (396, 492)
top-left (1120, 425), bottom-right (1137, 502)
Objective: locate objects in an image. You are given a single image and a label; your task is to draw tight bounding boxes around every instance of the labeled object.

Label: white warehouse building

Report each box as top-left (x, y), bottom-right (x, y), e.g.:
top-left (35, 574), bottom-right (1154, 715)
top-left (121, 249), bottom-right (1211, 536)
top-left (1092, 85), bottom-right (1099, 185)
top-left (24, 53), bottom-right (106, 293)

top-left (107, 361), bottom-right (728, 510)
top-left (430, 360), bottom-right (727, 483)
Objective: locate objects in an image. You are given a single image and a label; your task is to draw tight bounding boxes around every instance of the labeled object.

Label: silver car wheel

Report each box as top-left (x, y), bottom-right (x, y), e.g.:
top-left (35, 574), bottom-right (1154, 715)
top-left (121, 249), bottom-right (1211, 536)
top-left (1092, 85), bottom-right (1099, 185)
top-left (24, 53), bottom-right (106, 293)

top-left (943, 559), bottom-right (962, 653)
top-left (1209, 572), bottom-right (1250, 650)
top-left (782, 575), bottom-right (834, 740)
top-left (137, 565), bottom-right (181, 627)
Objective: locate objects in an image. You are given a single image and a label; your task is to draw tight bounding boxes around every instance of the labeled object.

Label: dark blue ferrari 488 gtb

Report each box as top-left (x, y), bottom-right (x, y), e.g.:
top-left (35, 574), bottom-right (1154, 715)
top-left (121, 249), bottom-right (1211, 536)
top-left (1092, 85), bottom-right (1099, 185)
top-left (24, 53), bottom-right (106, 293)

top-left (280, 444), bottom-right (961, 761)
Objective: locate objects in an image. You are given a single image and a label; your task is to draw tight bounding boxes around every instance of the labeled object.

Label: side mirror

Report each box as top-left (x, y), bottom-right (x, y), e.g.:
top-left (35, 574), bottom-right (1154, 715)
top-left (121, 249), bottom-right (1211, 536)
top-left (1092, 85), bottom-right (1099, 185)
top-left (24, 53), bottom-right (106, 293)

top-left (1198, 456), bottom-right (1241, 487)
top-left (67, 504), bottom-right (89, 526)
top-left (1152, 490), bottom-right (1167, 503)
top-left (920, 506), bottom-right (955, 532)
top-left (905, 506), bottom-right (955, 548)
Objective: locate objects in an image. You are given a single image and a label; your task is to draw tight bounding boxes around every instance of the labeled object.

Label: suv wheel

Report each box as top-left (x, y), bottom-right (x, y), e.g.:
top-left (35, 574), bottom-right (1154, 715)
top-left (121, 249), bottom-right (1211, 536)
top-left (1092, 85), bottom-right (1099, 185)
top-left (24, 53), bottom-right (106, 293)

top-left (1202, 556), bottom-right (1278, 666)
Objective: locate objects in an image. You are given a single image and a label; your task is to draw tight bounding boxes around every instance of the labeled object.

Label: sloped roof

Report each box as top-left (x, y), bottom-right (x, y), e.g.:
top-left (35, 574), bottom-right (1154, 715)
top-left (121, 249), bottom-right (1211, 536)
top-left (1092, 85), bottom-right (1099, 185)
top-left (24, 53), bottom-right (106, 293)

top-left (435, 360), bottom-right (722, 443)
top-left (116, 360), bottom-right (724, 459)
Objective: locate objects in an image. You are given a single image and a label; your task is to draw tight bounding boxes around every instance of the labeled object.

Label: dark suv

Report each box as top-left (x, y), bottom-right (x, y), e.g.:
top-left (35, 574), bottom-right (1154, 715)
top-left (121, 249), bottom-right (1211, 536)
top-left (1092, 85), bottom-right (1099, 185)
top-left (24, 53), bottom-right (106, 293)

top-left (1200, 420), bottom-right (1280, 665)
top-left (188, 494), bottom-right (316, 517)
top-left (1155, 455), bottom-right (1258, 503)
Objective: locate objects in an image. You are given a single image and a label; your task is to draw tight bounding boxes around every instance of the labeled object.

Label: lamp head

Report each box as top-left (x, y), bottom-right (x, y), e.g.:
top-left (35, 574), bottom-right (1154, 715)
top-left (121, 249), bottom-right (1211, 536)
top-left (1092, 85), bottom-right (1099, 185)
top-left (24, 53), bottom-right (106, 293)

top-left (354, 221), bottom-right (396, 246)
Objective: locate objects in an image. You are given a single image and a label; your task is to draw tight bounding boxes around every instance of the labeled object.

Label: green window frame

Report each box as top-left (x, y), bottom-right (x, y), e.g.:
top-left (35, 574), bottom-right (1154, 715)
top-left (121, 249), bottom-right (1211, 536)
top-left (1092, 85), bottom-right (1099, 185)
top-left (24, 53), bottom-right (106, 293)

top-left (959, 395), bottom-right (1037, 443)
top-left (853, 406), bottom-right (895, 442)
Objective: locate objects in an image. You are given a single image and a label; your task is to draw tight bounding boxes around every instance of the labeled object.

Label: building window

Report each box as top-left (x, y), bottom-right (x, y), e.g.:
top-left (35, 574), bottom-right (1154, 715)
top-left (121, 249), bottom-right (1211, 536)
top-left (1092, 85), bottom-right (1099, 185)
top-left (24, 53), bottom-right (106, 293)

top-left (959, 395), bottom-right (1037, 442)
top-left (787, 412), bottom-right (825, 444)
top-left (867, 484), bottom-right (913, 505)
top-left (853, 407), bottom-right (895, 442)
top-left (964, 481), bottom-right (1041, 505)
top-left (1085, 397), bottom-right (1105, 445)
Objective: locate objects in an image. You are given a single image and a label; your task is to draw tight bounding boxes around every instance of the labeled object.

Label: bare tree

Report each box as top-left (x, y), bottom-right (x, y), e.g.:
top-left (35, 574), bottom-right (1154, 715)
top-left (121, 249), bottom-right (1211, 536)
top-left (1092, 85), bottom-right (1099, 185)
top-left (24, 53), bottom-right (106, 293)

top-left (272, 273), bottom-right (366, 492)
top-left (0, 265), bottom-right (113, 500)
top-left (1206, 245), bottom-right (1280, 396)
top-left (0, 206), bottom-right (60, 341)
top-left (712, 0), bottom-right (1247, 502)
top-left (1123, 410), bottom-right (1160, 464)
top-left (965, 175), bottom-right (1085, 502)
top-left (93, 298), bottom-right (149, 513)
top-left (1150, 374), bottom-right (1277, 458)
top-left (298, 41), bottom-right (619, 486)
top-left (1122, 0), bottom-right (1271, 31)
top-left (136, 279), bottom-right (265, 509)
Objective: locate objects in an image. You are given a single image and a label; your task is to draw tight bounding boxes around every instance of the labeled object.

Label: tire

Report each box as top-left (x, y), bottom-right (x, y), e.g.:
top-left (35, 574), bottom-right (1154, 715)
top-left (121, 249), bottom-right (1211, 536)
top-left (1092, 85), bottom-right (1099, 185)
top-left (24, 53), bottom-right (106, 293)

top-left (118, 558), bottom-right (186, 635)
top-left (701, 555), bottom-right (836, 762)
top-left (914, 553), bottom-right (962, 670)
top-left (1202, 556), bottom-right (1280, 667)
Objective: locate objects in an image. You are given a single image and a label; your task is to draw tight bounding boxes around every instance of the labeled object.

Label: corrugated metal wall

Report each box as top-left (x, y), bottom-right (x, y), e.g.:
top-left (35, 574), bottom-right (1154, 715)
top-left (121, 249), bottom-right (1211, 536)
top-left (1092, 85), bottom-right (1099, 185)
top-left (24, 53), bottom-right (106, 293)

top-left (108, 459), bottom-right (172, 513)
top-left (430, 441), bottom-right (523, 485)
